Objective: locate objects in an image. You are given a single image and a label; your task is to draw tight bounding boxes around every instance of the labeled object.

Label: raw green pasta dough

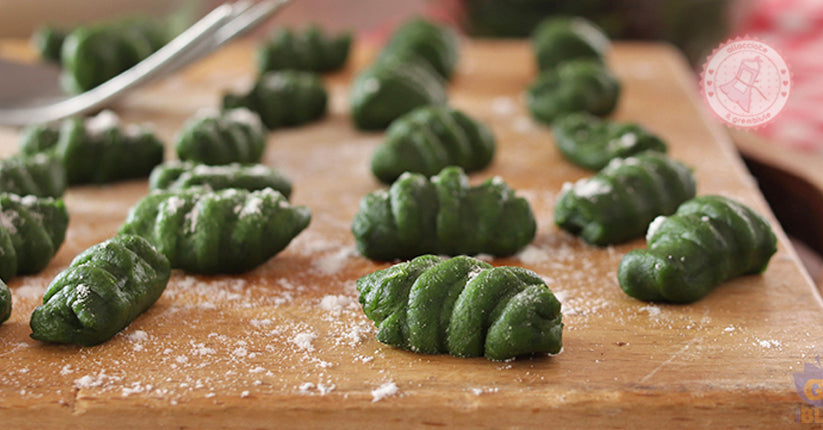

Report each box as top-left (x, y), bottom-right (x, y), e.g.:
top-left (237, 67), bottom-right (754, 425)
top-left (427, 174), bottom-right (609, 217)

top-left (257, 24), bottom-right (352, 73)
top-left (175, 108), bottom-right (266, 165)
top-left (532, 16), bottom-right (610, 72)
top-left (527, 59), bottom-right (620, 124)
top-left (31, 25), bottom-right (67, 63)
top-left (618, 195), bottom-right (777, 303)
top-left (29, 234), bottom-right (171, 346)
top-left (0, 153), bottom-right (67, 197)
top-left (554, 152), bottom-right (696, 246)
top-left (0, 278), bottom-right (10, 324)
top-left (0, 193), bottom-right (69, 281)
top-left (223, 70), bottom-right (327, 130)
top-left (149, 161), bottom-right (292, 198)
top-left (371, 106), bottom-right (495, 184)
top-left (552, 112), bottom-right (666, 171)
top-left (120, 187), bottom-right (310, 274)
top-left (20, 111), bottom-right (164, 184)
top-left (377, 17), bottom-right (459, 80)
top-left (356, 255), bottom-right (563, 361)
top-left (352, 166), bottom-right (535, 260)
top-left (349, 56), bottom-right (447, 130)
top-left (59, 19), bottom-right (168, 93)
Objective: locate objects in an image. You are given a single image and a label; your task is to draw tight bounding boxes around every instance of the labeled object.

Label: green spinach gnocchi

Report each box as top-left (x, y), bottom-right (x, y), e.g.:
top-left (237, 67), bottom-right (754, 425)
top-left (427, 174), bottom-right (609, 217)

top-left (257, 24), bottom-right (352, 73)
top-left (377, 17), bottom-right (459, 80)
top-left (352, 166), bottom-right (535, 260)
top-left (527, 59), bottom-right (620, 124)
top-left (120, 187), bottom-right (310, 274)
top-left (552, 113), bottom-right (666, 171)
top-left (371, 106), bottom-right (495, 184)
top-left (0, 193), bottom-right (68, 282)
top-left (20, 111), bottom-right (164, 184)
top-left (0, 154), bottom-right (67, 198)
top-left (0, 279), bottom-right (10, 325)
top-left (349, 55), bottom-right (447, 130)
top-left (149, 161), bottom-right (292, 198)
top-left (29, 234), bottom-right (171, 346)
top-left (618, 195), bottom-right (777, 303)
top-left (554, 152), bottom-right (695, 246)
top-left (356, 254), bottom-right (563, 361)
top-left (223, 70), bottom-right (327, 130)
top-left (175, 108), bottom-right (266, 166)
top-left (54, 19), bottom-right (168, 93)
top-left (532, 16), bottom-right (610, 72)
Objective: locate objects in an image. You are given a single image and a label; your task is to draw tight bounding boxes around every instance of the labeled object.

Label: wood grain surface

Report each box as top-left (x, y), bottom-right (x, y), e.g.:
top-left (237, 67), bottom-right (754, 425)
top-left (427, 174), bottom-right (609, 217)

top-left (0, 38), bottom-right (821, 429)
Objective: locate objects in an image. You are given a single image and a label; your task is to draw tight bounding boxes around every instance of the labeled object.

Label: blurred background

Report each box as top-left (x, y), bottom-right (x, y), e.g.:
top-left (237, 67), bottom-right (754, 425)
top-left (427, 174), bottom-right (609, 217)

top-left (1, 0), bottom-right (820, 153)
top-left (0, 0), bottom-right (821, 282)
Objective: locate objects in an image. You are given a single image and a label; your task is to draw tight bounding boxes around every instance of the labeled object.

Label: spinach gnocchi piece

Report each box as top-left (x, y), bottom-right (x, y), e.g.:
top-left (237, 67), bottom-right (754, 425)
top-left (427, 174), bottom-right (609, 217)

top-left (0, 154), bottom-right (67, 198)
top-left (19, 123), bottom-right (60, 155)
top-left (377, 17), bottom-right (459, 80)
top-left (0, 279), bottom-right (10, 324)
top-left (356, 255), bottom-right (563, 361)
top-left (352, 166), bottom-right (535, 260)
top-left (371, 106), bottom-right (495, 184)
top-left (0, 193), bottom-right (69, 281)
top-left (223, 70), bottom-right (327, 130)
top-left (29, 234), bottom-right (171, 346)
top-left (120, 187), bottom-right (310, 274)
top-left (175, 108), bottom-right (266, 165)
top-left (31, 25), bottom-right (67, 63)
top-left (554, 152), bottom-right (696, 246)
top-left (618, 195), bottom-right (777, 303)
top-left (527, 60), bottom-right (620, 124)
top-left (149, 161), bottom-right (292, 198)
top-left (350, 56), bottom-right (447, 130)
top-left (552, 113), bottom-right (667, 171)
top-left (20, 111), bottom-right (164, 184)
top-left (532, 16), bottom-right (610, 72)
top-left (59, 19), bottom-right (168, 93)
top-left (257, 24), bottom-right (352, 73)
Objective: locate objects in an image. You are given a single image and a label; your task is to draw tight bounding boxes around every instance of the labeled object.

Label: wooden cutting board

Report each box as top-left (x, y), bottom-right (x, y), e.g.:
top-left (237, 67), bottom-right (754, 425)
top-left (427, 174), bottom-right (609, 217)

top-left (0, 38), bottom-right (821, 429)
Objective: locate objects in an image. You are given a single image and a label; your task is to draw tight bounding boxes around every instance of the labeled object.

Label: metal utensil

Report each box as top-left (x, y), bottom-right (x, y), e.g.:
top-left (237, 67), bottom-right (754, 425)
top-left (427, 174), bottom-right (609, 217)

top-left (0, 0), bottom-right (291, 126)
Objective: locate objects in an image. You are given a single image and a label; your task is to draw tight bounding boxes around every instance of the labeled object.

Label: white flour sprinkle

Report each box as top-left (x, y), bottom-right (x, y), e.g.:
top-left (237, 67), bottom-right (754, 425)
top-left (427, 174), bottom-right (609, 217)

top-left (291, 332), bottom-right (317, 351)
top-left (126, 330), bottom-right (149, 342)
top-left (756, 339), bottom-right (782, 349)
top-left (12, 284), bottom-right (45, 300)
top-left (512, 116), bottom-right (533, 134)
top-left (517, 245), bottom-right (549, 265)
top-left (85, 110), bottom-right (120, 134)
top-left (319, 295), bottom-right (355, 317)
top-left (371, 381), bottom-right (399, 402)
top-left (298, 382), bottom-right (315, 393)
top-left (491, 96), bottom-right (515, 116)
top-left (639, 305), bottom-right (661, 317)
top-left (574, 178), bottom-right (611, 198)
top-left (74, 371), bottom-right (121, 389)
top-left (646, 216), bottom-right (667, 239)
top-left (192, 343), bottom-right (216, 356)
top-left (312, 248), bottom-right (354, 275)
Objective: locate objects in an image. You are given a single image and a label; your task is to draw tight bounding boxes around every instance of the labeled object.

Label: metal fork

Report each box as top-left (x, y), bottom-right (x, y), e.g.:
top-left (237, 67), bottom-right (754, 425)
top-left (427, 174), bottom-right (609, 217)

top-left (0, 0), bottom-right (291, 126)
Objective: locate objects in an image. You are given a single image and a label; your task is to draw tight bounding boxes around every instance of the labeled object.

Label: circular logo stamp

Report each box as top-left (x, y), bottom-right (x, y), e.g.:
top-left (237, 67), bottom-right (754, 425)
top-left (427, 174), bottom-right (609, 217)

top-left (700, 36), bottom-right (791, 129)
